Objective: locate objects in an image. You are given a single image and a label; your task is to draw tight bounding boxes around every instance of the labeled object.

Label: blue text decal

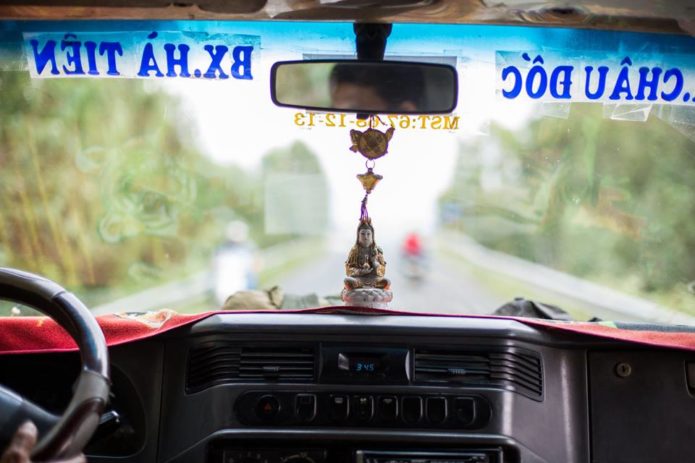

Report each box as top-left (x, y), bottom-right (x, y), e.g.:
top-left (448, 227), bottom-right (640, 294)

top-left (496, 51), bottom-right (695, 106)
top-left (24, 31), bottom-right (259, 80)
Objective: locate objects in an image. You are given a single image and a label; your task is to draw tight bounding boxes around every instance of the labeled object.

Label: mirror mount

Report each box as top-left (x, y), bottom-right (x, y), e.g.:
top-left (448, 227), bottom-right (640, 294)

top-left (354, 23), bottom-right (393, 61)
top-left (354, 23), bottom-right (392, 118)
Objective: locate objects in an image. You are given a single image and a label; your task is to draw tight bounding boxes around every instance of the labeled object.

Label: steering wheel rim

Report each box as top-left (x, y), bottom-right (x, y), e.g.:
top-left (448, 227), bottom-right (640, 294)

top-left (0, 267), bottom-right (110, 460)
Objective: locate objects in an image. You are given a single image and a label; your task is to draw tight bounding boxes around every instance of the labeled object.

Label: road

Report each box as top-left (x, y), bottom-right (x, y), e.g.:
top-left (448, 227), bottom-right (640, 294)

top-left (278, 241), bottom-right (501, 315)
top-left (92, 233), bottom-right (695, 323)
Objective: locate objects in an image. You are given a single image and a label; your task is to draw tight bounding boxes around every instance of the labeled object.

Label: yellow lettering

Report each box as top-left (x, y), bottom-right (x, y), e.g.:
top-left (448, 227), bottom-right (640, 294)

top-left (443, 116), bottom-right (460, 130)
top-left (325, 113), bottom-right (336, 127)
top-left (431, 115), bottom-right (442, 129)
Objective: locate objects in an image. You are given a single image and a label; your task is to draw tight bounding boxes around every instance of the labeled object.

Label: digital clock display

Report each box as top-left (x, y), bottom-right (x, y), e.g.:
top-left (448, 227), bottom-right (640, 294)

top-left (323, 347), bottom-right (408, 384)
top-left (338, 353), bottom-right (385, 376)
top-left (352, 358), bottom-right (378, 373)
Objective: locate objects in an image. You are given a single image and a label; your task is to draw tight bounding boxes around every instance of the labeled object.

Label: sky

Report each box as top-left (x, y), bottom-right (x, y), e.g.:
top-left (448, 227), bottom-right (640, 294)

top-left (162, 56), bottom-right (535, 244)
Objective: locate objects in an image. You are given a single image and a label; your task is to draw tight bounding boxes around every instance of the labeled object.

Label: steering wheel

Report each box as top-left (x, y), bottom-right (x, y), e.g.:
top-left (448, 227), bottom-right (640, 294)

top-left (0, 268), bottom-right (110, 460)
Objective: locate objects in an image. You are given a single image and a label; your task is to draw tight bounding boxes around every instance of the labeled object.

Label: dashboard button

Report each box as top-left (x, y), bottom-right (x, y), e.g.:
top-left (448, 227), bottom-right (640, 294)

top-left (295, 394), bottom-right (316, 422)
top-left (454, 397), bottom-right (477, 426)
top-left (377, 395), bottom-right (398, 421)
top-left (426, 396), bottom-right (447, 424)
top-left (353, 395), bottom-right (374, 421)
top-left (255, 395), bottom-right (280, 421)
top-left (401, 396), bottom-right (422, 424)
top-left (329, 394), bottom-right (349, 421)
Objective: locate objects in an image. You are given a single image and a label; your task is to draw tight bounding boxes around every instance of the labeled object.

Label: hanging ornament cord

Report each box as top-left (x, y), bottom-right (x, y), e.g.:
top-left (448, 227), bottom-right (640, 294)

top-left (360, 193), bottom-right (369, 221)
top-left (356, 116), bottom-right (387, 222)
top-left (360, 159), bottom-right (377, 221)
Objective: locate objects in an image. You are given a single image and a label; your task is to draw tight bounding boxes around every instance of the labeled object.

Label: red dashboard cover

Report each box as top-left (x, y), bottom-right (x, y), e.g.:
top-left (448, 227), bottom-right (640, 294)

top-left (2, 307), bottom-right (695, 355)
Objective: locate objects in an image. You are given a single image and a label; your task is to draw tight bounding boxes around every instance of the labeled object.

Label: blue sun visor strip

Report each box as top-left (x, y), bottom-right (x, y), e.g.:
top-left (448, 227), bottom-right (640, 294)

top-left (0, 21), bottom-right (694, 106)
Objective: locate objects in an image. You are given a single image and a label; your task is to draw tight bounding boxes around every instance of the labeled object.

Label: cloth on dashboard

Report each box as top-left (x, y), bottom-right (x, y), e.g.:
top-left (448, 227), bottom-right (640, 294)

top-left (4, 306), bottom-right (695, 355)
top-left (222, 286), bottom-right (328, 310)
top-left (0, 310), bottom-right (208, 354)
top-left (493, 298), bottom-right (573, 321)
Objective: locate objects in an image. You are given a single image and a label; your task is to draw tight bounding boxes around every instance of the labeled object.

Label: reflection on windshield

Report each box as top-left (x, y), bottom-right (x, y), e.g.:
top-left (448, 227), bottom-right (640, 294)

top-left (1, 51), bottom-right (694, 322)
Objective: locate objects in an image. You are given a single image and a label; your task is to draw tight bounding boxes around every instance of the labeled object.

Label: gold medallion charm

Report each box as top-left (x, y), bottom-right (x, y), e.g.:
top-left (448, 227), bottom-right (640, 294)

top-left (356, 168), bottom-right (383, 194)
top-left (349, 126), bottom-right (395, 160)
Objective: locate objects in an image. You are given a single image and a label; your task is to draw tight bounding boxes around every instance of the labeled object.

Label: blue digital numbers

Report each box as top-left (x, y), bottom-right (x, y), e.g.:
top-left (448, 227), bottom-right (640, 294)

top-left (355, 362), bottom-right (376, 373)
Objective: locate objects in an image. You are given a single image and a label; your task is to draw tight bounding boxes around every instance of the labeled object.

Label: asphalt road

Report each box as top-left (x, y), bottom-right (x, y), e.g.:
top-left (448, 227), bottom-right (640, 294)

top-left (279, 243), bottom-right (501, 315)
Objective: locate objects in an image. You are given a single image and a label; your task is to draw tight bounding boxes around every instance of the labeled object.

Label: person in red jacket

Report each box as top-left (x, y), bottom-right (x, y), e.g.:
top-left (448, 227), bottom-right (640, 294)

top-left (402, 232), bottom-right (423, 258)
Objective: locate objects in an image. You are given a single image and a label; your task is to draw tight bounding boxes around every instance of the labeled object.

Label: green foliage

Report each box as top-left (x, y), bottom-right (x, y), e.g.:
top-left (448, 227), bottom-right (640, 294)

top-left (0, 72), bottom-right (330, 307)
top-left (0, 72), bottom-right (262, 304)
top-left (440, 104), bottom-right (695, 312)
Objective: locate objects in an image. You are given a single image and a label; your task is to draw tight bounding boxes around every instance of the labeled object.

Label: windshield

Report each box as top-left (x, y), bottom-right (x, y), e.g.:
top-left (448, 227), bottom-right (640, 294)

top-left (0, 21), bottom-right (693, 322)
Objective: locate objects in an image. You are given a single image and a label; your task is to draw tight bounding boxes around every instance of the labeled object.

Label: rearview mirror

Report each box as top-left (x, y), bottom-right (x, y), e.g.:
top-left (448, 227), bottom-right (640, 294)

top-left (271, 60), bottom-right (458, 115)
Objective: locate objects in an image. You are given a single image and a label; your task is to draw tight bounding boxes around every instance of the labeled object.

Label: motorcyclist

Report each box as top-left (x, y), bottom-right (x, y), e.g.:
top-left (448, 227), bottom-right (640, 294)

top-left (401, 232), bottom-right (426, 280)
top-left (402, 232), bottom-right (423, 259)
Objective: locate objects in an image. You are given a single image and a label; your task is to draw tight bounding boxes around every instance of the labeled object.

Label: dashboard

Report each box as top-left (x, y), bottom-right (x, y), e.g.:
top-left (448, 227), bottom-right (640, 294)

top-left (2, 313), bottom-right (695, 463)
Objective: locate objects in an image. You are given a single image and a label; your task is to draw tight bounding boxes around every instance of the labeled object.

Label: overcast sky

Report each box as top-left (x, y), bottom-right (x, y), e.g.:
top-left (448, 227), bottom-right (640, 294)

top-left (160, 39), bottom-right (536, 244)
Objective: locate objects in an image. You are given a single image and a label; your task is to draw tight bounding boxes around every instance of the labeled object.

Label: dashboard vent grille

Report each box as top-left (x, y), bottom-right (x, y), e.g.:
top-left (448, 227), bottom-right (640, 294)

top-left (413, 348), bottom-right (543, 399)
top-left (186, 343), bottom-right (316, 393)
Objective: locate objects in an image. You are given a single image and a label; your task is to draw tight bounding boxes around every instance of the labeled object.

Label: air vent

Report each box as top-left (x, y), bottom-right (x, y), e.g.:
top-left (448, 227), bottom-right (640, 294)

top-left (414, 348), bottom-right (543, 399)
top-left (186, 343), bottom-right (316, 393)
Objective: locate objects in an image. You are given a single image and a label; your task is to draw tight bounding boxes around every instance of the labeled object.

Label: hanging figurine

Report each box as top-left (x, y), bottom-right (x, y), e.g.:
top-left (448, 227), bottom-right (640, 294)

top-left (341, 117), bottom-right (394, 308)
top-left (343, 217), bottom-right (390, 291)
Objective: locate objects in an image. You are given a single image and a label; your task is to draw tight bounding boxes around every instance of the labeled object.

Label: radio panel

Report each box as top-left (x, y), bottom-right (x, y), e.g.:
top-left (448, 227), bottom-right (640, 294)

top-left (356, 449), bottom-right (502, 463)
top-left (210, 445), bottom-right (504, 463)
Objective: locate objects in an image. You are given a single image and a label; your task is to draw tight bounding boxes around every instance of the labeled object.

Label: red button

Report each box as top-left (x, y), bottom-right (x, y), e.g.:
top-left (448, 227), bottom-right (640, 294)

top-left (255, 395), bottom-right (280, 420)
